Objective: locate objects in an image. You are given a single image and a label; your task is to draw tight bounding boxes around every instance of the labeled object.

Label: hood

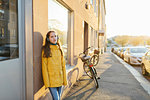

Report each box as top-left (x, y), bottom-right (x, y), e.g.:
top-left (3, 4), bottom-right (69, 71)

top-left (131, 53), bottom-right (145, 57)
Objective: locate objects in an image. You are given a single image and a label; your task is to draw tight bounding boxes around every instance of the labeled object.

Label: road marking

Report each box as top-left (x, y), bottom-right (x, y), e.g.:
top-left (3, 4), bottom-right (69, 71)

top-left (112, 53), bottom-right (150, 95)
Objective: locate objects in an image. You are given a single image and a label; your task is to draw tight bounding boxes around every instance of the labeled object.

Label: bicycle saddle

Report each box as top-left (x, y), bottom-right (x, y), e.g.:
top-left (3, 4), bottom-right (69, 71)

top-left (81, 55), bottom-right (91, 62)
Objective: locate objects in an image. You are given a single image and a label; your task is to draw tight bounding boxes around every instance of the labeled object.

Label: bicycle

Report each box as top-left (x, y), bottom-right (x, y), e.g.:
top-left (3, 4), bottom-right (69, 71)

top-left (79, 47), bottom-right (100, 88)
top-left (83, 47), bottom-right (100, 79)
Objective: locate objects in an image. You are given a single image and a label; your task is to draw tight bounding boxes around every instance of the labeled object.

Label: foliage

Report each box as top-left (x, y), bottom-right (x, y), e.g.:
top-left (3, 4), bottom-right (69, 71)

top-left (147, 39), bottom-right (150, 45)
top-left (114, 35), bottom-right (129, 47)
top-left (107, 39), bottom-right (112, 44)
top-left (112, 35), bottom-right (150, 46)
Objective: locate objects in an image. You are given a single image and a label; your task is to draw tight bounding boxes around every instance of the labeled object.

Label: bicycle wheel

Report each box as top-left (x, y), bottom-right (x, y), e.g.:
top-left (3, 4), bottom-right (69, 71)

top-left (83, 63), bottom-right (92, 78)
top-left (90, 54), bottom-right (99, 66)
top-left (93, 67), bottom-right (100, 79)
top-left (93, 67), bottom-right (97, 77)
top-left (90, 67), bottom-right (99, 88)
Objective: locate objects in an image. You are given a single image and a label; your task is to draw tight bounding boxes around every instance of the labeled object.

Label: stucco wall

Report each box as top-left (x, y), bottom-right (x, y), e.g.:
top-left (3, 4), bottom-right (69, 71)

top-left (33, 0), bottom-right (48, 94)
top-left (33, 0), bottom-right (101, 99)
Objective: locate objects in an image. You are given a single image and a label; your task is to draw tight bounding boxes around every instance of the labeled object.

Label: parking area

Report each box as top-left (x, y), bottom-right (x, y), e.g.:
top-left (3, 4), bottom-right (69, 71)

top-left (133, 65), bottom-right (150, 82)
top-left (112, 52), bottom-right (150, 95)
top-left (111, 46), bottom-right (150, 80)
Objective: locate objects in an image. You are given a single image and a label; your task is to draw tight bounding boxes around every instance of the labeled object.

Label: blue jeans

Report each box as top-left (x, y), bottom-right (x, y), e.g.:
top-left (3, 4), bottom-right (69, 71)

top-left (49, 86), bottom-right (62, 100)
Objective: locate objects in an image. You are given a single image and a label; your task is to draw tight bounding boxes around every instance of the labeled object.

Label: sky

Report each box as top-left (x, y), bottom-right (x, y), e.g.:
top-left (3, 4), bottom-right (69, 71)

top-left (105, 0), bottom-right (150, 38)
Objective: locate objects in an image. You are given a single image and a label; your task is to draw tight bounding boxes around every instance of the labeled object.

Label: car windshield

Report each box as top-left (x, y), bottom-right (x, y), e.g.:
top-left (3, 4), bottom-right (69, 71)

top-left (123, 48), bottom-right (126, 51)
top-left (130, 48), bottom-right (147, 53)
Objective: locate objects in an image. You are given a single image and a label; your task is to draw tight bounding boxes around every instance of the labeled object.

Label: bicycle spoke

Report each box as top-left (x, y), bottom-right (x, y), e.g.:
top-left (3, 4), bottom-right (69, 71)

top-left (90, 67), bottom-right (99, 88)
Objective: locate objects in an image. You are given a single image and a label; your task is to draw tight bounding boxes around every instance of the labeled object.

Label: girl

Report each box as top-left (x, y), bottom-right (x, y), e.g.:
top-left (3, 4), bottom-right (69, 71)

top-left (42, 31), bottom-right (67, 100)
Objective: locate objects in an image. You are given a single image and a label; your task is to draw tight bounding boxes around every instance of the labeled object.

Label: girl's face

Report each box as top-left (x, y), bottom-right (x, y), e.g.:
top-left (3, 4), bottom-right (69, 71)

top-left (49, 32), bottom-right (57, 44)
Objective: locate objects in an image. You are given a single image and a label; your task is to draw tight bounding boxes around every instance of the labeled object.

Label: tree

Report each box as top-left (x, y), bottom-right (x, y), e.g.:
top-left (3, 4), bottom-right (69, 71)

top-left (129, 36), bottom-right (145, 46)
top-left (114, 35), bottom-right (129, 47)
top-left (147, 39), bottom-right (150, 45)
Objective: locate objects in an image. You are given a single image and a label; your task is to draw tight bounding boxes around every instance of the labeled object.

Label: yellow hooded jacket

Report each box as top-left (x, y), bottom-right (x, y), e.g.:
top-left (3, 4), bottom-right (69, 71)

top-left (42, 45), bottom-right (67, 88)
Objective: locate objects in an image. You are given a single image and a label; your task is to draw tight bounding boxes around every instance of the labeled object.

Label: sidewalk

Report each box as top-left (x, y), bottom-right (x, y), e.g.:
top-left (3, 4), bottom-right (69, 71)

top-left (63, 51), bottom-right (150, 100)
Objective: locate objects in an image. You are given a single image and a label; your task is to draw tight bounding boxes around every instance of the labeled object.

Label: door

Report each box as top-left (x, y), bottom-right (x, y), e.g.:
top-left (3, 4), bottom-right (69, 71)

top-left (84, 21), bottom-right (88, 51)
top-left (145, 51), bottom-right (150, 73)
top-left (0, 0), bottom-right (24, 99)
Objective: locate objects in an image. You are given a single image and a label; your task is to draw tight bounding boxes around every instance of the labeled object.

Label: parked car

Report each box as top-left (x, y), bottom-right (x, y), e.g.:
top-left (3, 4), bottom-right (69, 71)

top-left (119, 47), bottom-right (127, 59)
top-left (0, 44), bottom-right (18, 58)
top-left (111, 47), bottom-right (114, 52)
top-left (141, 50), bottom-right (150, 76)
top-left (116, 48), bottom-right (122, 56)
top-left (114, 48), bottom-right (120, 55)
top-left (146, 45), bottom-right (150, 49)
top-left (124, 47), bottom-right (148, 65)
top-left (113, 47), bottom-right (118, 54)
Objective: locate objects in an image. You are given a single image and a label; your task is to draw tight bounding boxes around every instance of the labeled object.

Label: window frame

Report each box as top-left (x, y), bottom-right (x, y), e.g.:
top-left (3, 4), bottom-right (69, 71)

top-left (48, 0), bottom-right (74, 66)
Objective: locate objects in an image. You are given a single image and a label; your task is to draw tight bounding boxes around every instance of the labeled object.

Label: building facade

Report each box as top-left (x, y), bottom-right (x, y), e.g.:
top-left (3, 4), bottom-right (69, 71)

top-left (98, 0), bottom-right (107, 53)
top-left (0, 0), bottom-right (106, 100)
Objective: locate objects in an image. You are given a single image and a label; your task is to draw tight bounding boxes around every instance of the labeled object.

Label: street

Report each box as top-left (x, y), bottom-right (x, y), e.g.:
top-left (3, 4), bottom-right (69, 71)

top-left (63, 51), bottom-right (150, 100)
top-left (132, 66), bottom-right (150, 82)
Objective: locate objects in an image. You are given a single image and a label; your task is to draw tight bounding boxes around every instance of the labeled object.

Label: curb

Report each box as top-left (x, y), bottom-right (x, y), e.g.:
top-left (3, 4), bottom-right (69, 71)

top-left (112, 53), bottom-right (150, 95)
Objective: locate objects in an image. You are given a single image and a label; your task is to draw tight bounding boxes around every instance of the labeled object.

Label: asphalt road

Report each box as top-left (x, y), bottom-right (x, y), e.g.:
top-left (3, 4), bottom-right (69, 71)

top-left (131, 65), bottom-right (150, 82)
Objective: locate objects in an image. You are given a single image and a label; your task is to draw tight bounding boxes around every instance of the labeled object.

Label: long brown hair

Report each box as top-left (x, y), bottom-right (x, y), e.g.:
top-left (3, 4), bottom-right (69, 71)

top-left (42, 31), bottom-right (63, 58)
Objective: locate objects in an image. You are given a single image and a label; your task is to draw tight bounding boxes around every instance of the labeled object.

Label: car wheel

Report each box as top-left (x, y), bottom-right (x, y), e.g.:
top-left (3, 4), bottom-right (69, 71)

top-left (142, 64), bottom-right (148, 76)
top-left (122, 55), bottom-right (124, 59)
top-left (128, 58), bottom-right (131, 65)
top-left (124, 57), bottom-right (127, 62)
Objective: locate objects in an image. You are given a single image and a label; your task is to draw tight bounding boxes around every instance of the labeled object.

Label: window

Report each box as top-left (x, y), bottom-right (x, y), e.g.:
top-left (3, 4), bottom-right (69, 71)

top-left (0, 0), bottom-right (18, 61)
top-left (94, 30), bottom-right (97, 48)
top-left (94, 0), bottom-right (96, 12)
top-left (90, 27), bottom-right (93, 49)
top-left (90, 0), bottom-right (93, 5)
top-left (48, 0), bottom-right (69, 64)
top-left (148, 51), bottom-right (150, 55)
top-left (90, 28), bottom-right (98, 50)
top-left (146, 50), bottom-right (150, 58)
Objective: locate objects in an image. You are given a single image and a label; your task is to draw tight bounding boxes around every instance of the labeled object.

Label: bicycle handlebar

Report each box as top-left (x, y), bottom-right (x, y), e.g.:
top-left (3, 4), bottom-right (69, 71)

top-left (83, 46), bottom-right (93, 54)
top-left (78, 46), bottom-right (93, 59)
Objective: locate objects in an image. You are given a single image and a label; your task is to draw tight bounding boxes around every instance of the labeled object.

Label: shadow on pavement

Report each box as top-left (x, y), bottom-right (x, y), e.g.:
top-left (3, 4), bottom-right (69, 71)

top-left (63, 52), bottom-right (150, 100)
top-left (63, 75), bottom-right (97, 100)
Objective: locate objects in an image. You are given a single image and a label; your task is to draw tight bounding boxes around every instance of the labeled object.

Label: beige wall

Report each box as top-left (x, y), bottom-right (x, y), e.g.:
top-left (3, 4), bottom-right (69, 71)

top-left (33, 0), bottom-right (105, 99)
top-left (62, 0), bottom-right (99, 55)
top-left (98, 0), bottom-right (106, 52)
top-left (33, 0), bottom-right (48, 94)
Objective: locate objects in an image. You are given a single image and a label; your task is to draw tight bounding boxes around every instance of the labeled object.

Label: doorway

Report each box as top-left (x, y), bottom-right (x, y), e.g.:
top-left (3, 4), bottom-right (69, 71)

top-left (84, 22), bottom-right (88, 51)
top-left (0, 0), bottom-right (25, 99)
